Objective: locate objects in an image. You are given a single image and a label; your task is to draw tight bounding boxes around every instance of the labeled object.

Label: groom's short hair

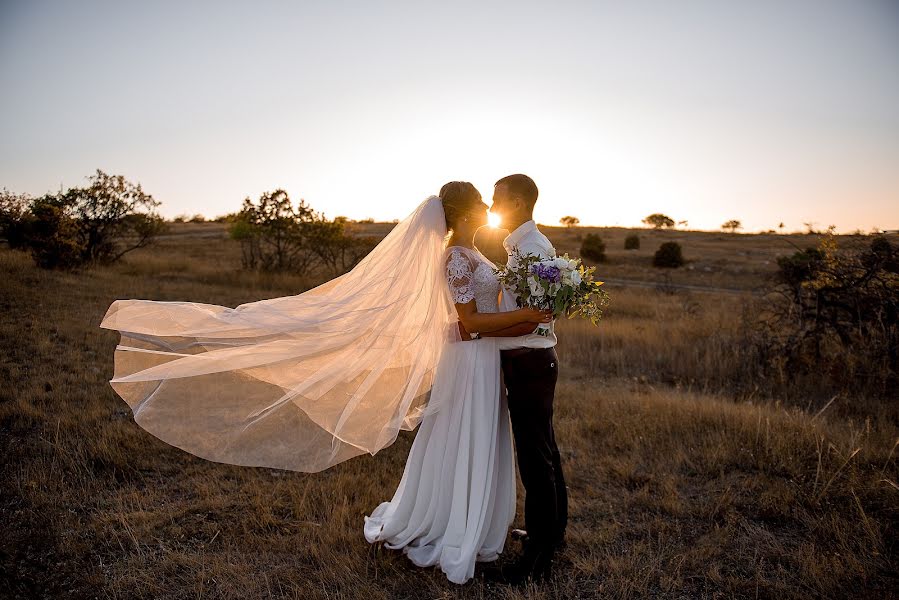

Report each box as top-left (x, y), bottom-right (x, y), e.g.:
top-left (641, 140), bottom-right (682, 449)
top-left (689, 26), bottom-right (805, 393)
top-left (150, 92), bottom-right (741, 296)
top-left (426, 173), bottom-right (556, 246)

top-left (495, 174), bottom-right (538, 209)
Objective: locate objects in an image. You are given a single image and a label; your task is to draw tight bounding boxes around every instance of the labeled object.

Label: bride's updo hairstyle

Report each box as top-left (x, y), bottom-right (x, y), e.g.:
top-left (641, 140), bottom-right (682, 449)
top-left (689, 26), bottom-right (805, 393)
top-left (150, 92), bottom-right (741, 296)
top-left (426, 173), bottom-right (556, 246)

top-left (439, 181), bottom-right (482, 232)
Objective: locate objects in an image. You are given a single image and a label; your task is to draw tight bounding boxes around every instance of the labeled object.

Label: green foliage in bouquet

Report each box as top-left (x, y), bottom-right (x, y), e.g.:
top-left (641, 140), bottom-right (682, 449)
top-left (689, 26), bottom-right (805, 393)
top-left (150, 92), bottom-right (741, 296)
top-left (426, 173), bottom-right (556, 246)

top-left (495, 248), bottom-right (611, 327)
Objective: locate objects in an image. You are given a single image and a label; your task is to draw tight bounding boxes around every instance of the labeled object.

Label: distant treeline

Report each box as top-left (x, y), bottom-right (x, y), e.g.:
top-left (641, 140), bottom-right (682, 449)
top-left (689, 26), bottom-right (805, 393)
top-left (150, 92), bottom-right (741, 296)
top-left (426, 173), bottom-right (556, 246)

top-left (0, 169), bottom-right (376, 277)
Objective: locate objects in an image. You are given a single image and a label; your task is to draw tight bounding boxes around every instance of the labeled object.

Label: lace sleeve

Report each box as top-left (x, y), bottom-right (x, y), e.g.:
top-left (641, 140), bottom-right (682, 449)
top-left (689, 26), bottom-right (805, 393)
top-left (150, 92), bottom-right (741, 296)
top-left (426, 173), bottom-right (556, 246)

top-left (445, 248), bottom-right (476, 304)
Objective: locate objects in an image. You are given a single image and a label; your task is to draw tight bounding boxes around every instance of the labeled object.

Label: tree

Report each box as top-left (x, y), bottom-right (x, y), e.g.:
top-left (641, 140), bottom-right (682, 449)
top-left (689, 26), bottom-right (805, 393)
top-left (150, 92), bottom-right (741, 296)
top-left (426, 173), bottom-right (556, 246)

top-left (653, 241), bottom-right (684, 268)
top-left (580, 233), bottom-right (606, 262)
top-left (642, 213), bottom-right (675, 230)
top-left (5, 170), bottom-right (165, 269)
top-left (58, 169), bottom-right (166, 265)
top-left (559, 216), bottom-right (580, 228)
top-left (722, 219), bottom-right (742, 233)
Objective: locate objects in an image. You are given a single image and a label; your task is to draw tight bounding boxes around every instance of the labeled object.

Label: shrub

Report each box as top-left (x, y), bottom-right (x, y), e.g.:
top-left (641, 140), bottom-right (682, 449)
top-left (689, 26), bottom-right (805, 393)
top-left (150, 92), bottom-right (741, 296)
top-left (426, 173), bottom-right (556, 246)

top-left (624, 234), bottom-right (640, 250)
top-left (580, 233), bottom-right (606, 262)
top-left (229, 189), bottom-right (317, 272)
top-left (752, 229), bottom-right (898, 398)
top-left (2, 171), bottom-right (165, 270)
top-left (229, 190), bottom-right (375, 276)
top-left (26, 197), bottom-right (85, 269)
top-left (307, 217), bottom-right (378, 275)
top-left (653, 241), bottom-right (684, 268)
top-left (0, 188), bottom-right (33, 249)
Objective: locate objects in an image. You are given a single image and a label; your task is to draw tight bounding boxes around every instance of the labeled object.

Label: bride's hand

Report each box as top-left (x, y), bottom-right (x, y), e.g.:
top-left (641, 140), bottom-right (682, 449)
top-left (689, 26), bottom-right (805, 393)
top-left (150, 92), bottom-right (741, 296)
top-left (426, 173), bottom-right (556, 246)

top-left (519, 307), bottom-right (554, 323)
top-left (457, 321), bottom-right (473, 340)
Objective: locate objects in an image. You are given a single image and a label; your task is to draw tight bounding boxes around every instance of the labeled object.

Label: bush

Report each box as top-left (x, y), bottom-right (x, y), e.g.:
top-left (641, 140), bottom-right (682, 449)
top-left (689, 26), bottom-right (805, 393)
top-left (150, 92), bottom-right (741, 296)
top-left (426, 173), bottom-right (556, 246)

top-left (580, 233), bottom-right (606, 262)
top-left (229, 189), bottom-right (317, 272)
top-left (26, 197), bottom-right (85, 269)
top-left (229, 190), bottom-right (375, 277)
top-left (624, 234), bottom-right (640, 250)
top-left (0, 188), bottom-right (32, 249)
top-left (653, 241), bottom-right (684, 268)
top-left (751, 230), bottom-right (898, 398)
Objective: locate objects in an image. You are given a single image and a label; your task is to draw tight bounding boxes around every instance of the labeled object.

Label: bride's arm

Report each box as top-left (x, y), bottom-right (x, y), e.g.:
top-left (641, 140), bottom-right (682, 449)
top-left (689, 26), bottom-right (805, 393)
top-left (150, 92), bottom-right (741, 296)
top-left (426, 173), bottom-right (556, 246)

top-left (454, 301), bottom-right (550, 335)
top-left (458, 321), bottom-right (539, 339)
top-left (477, 322), bottom-right (540, 337)
top-left (445, 249), bottom-right (550, 335)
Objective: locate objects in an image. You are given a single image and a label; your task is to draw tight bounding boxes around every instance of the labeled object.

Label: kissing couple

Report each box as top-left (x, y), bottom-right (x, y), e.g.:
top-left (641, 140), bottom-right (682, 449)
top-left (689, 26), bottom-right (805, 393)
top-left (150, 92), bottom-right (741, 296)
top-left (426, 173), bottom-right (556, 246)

top-left (99, 174), bottom-right (568, 587)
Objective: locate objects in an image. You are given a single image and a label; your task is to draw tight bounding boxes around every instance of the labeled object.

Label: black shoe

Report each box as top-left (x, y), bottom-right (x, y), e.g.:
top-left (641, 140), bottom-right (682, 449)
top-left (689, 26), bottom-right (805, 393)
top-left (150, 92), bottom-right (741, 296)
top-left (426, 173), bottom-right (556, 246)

top-left (510, 529), bottom-right (567, 552)
top-left (494, 544), bottom-right (554, 586)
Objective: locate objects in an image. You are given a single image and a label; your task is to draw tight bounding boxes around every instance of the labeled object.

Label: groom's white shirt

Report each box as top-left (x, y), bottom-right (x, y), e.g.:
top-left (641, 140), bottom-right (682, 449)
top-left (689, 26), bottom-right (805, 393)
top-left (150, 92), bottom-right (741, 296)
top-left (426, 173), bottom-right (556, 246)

top-left (498, 219), bottom-right (558, 348)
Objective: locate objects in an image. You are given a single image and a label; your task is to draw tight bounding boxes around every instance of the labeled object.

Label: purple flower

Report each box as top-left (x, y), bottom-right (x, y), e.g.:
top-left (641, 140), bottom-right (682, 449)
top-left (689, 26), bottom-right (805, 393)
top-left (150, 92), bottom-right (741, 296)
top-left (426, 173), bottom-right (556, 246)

top-left (530, 263), bottom-right (562, 283)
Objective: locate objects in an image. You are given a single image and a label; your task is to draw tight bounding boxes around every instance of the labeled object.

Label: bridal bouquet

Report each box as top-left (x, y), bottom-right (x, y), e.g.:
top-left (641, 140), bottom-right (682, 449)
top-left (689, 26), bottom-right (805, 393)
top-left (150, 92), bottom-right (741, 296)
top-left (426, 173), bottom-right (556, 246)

top-left (495, 249), bottom-right (610, 335)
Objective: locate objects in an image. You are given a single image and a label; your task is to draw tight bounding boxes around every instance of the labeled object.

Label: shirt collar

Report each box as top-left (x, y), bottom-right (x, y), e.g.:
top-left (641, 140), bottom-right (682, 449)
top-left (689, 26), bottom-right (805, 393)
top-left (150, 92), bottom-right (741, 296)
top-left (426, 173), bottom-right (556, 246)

top-left (503, 220), bottom-right (537, 251)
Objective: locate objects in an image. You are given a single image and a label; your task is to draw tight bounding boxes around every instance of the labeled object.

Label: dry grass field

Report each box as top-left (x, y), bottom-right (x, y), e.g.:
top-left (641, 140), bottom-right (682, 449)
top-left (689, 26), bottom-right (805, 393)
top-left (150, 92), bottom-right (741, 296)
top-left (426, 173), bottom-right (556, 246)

top-left (1, 223), bottom-right (897, 599)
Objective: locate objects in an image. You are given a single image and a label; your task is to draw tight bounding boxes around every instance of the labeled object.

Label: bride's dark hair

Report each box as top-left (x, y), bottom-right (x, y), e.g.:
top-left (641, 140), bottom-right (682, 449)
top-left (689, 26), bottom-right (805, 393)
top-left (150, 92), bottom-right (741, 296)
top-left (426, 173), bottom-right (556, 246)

top-left (439, 181), bottom-right (481, 231)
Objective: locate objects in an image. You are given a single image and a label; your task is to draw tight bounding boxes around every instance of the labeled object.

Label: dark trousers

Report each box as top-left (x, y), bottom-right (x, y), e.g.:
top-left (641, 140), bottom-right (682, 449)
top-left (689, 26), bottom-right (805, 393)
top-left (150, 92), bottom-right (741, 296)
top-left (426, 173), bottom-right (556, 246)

top-left (501, 347), bottom-right (568, 550)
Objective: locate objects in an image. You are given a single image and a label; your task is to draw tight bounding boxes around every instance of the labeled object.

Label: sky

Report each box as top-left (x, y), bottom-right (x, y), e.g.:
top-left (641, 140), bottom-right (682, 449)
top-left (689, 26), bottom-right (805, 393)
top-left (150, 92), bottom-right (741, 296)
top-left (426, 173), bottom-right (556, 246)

top-left (1, 1), bottom-right (897, 232)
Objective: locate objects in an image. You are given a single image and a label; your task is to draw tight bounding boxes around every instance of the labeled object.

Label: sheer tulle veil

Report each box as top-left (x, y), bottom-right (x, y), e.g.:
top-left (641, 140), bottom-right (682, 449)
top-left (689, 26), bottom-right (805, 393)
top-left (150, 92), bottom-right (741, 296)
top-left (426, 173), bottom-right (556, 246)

top-left (100, 195), bottom-right (461, 472)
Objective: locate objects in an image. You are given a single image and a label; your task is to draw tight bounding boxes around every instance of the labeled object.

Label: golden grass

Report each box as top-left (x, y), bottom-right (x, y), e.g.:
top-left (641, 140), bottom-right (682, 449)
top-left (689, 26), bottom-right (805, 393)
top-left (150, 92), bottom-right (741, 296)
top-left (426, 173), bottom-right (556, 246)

top-left (1, 230), bottom-right (897, 599)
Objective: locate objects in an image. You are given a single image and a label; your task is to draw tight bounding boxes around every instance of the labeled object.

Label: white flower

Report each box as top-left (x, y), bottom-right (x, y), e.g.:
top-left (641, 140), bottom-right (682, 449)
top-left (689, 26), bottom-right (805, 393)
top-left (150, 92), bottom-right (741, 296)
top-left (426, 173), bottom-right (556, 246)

top-left (571, 270), bottom-right (582, 285)
top-left (528, 276), bottom-right (545, 298)
top-left (552, 257), bottom-right (569, 269)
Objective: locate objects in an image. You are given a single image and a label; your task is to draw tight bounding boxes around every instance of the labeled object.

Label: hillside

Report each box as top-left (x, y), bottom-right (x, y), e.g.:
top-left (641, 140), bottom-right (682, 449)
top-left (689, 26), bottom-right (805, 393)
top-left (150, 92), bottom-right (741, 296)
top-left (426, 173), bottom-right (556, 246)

top-left (1, 227), bottom-right (896, 599)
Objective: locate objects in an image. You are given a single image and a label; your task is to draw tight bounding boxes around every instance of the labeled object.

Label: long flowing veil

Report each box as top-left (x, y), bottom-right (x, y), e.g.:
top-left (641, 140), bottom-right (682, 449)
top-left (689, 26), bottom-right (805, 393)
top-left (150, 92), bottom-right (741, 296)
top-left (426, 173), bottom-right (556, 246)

top-left (100, 195), bottom-right (458, 472)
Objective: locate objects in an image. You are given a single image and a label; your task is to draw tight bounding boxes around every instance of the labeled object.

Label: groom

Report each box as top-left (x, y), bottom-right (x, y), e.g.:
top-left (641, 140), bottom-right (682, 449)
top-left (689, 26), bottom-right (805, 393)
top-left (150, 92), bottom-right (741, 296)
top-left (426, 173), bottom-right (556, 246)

top-left (485, 174), bottom-right (567, 584)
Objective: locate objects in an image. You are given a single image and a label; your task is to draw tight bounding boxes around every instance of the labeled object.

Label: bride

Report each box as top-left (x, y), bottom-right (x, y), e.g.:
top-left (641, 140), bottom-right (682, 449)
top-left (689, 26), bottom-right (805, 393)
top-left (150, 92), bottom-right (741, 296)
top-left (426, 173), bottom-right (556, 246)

top-left (99, 181), bottom-right (549, 585)
top-left (362, 182), bottom-right (550, 584)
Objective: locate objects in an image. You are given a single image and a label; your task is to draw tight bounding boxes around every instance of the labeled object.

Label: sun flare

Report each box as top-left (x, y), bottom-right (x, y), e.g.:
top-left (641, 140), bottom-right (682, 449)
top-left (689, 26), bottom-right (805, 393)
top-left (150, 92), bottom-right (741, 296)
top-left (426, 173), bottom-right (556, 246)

top-left (487, 212), bottom-right (502, 228)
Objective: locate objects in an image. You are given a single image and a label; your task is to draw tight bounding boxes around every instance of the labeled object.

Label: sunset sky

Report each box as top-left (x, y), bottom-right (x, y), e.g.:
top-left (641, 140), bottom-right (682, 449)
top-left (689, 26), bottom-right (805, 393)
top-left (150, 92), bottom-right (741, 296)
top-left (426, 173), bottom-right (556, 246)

top-left (1, 1), bottom-right (897, 232)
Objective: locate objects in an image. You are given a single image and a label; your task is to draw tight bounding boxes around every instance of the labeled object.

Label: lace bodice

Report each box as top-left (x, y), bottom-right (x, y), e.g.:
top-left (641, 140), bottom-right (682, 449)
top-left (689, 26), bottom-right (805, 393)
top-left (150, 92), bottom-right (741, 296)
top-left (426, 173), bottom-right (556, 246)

top-left (444, 246), bottom-right (501, 314)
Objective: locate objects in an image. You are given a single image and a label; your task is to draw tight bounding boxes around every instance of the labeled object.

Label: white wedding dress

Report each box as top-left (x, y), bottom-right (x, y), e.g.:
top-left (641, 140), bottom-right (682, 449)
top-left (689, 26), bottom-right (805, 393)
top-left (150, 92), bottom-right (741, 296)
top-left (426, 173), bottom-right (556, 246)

top-left (96, 195), bottom-right (516, 584)
top-left (363, 245), bottom-right (516, 585)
